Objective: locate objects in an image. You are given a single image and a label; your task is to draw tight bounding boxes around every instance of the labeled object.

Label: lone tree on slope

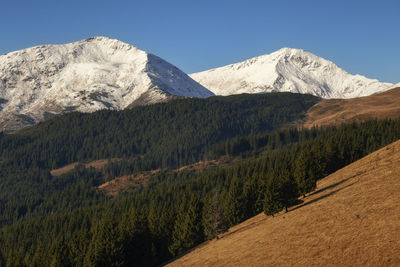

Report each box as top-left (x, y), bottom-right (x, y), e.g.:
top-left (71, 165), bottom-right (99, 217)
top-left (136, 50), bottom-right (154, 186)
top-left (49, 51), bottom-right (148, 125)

top-left (264, 164), bottom-right (298, 216)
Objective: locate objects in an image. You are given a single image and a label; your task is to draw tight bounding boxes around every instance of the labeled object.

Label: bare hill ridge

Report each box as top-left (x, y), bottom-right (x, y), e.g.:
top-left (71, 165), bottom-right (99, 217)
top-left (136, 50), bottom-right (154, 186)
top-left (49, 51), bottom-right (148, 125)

top-left (168, 139), bottom-right (400, 266)
top-left (304, 87), bottom-right (400, 128)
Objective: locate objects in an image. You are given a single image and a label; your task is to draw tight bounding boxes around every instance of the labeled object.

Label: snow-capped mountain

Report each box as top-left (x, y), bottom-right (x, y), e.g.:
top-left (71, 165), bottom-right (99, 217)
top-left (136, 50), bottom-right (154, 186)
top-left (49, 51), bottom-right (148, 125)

top-left (190, 48), bottom-right (393, 99)
top-left (0, 37), bottom-right (214, 132)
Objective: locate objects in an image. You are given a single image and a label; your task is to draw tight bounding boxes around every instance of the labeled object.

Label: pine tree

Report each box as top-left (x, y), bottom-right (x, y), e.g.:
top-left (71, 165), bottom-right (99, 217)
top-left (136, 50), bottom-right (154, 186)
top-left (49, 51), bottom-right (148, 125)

top-left (50, 237), bottom-right (72, 267)
top-left (242, 176), bottom-right (259, 217)
top-left (263, 175), bottom-right (283, 216)
top-left (6, 250), bottom-right (25, 267)
top-left (202, 190), bottom-right (228, 240)
top-left (32, 245), bottom-right (47, 267)
top-left (119, 208), bottom-right (154, 266)
top-left (84, 218), bottom-right (125, 267)
top-left (294, 149), bottom-right (317, 197)
top-left (264, 164), bottom-right (299, 215)
top-left (169, 195), bottom-right (204, 257)
top-left (147, 202), bottom-right (174, 263)
top-left (280, 175), bottom-right (299, 212)
top-left (223, 177), bottom-right (245, 227)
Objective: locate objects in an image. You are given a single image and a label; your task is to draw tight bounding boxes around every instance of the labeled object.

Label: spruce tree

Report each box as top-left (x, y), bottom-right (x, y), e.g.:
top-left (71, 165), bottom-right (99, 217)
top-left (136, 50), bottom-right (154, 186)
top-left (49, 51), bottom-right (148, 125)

top-left (242, 177), bottom-right (259, 217)
top-left (84, 218), bottom-right (125, 267)
top-left (169, 195), bottom-right (203, 257)
top-left (147, 203), bottom-right (174, 262)
top-left (263, 175), bottom-right (283, 216)
top-left (6, 250), bottom-right (25, 267)
top-left (294, 149), bottom-right (317, 197)
top-left (50, 237), bottom-right (72, 267)
top-left (280, 175), bottom-right (299, 212)
top-left (202, 190), bottom-right (228, 240)
top-left (264, 163), bottom-right (299, 215)
top-left (223, 177), bottom-right (245, 227)
top-left (119, 208), bottom-right (153, 266)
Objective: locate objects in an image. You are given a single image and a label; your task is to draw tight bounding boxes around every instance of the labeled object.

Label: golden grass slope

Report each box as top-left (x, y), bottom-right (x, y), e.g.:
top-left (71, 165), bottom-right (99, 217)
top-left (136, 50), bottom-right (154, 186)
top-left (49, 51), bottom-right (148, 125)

top-left (49, 159), bottom-right (120, 176)
top-left (168, 139), bottom-right (400, 266)
top-left (304, 87), bottom-right (400, 128)
top-left (98, 157), bottom-right (240, 197)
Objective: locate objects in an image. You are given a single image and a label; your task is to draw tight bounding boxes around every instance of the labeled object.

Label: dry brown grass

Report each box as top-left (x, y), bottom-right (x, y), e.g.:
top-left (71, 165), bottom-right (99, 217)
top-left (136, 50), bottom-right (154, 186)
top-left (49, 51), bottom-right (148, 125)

top-left (176, 157), bottom-right (240, 172)
top-left (50, 162), bottom-right (79, 176)
top-left (97, 157), bottom-right (240, 197)
top-left (50, 158), bottom-right (120, 176)
top-left (304, 87), bottom-right (400, 128)
top-left (98, 169), bottom-right (160, 197)
top-left (50, 156), bottom-right (238, 197)
top-left (168, 140), bottom-right (400, 267)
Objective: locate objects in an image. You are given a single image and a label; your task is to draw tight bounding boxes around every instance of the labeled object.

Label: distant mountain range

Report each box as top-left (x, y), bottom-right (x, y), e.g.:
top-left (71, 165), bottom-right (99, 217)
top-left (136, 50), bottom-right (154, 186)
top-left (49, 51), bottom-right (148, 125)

top-left (190, 47), bottom-right (392, 98)
top-left (0, 37), bottom-right (395, 132)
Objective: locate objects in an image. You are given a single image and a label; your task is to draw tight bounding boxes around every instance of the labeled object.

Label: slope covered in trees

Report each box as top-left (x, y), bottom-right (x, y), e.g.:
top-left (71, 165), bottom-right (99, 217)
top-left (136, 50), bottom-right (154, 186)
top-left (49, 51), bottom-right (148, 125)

top-left (1, 92), bottom-right (400, 266)
top-left (0, 93), bottom-right (318, 228)
top-left (1, 118), bottom-right (400, 266)
top-left (1, 92), bottom-right (318, 171)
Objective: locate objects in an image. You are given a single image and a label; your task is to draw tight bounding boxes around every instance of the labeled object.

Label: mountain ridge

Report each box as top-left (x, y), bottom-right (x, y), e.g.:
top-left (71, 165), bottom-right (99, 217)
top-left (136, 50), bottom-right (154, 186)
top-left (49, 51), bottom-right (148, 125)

top-left (1, 38), bottom-right (397, 133)
top-left (190, 47), bottom-right (393, 98)
top-left (0, 36), bottom-right (213, 132)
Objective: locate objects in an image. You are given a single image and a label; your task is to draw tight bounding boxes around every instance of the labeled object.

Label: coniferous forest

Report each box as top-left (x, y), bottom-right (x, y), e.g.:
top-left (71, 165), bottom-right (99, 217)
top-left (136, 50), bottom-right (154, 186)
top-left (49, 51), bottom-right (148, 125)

top-left (1, 93), bottom-right (400, 266)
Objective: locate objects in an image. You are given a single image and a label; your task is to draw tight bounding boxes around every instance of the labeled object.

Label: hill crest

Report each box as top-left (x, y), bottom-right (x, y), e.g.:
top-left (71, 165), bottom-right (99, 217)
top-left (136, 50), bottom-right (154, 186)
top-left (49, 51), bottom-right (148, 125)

top-left (304, 87), bottom-right (400, 128)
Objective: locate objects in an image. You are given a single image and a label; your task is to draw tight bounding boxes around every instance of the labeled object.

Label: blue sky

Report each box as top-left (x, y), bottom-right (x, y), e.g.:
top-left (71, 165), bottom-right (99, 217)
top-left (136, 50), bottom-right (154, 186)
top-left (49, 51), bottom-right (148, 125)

top-left (1, 0), bottom-right (399, 83)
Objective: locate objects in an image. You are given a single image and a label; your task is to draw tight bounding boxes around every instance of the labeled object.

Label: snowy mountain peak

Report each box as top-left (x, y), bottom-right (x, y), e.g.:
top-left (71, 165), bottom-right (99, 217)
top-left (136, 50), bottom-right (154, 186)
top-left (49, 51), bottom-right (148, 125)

top-left (190, 49), bottom-right (393, 98)
top-left (272, 47), bottom-right (309, 57)
top-left (0, 37), bottom-right (214, 132)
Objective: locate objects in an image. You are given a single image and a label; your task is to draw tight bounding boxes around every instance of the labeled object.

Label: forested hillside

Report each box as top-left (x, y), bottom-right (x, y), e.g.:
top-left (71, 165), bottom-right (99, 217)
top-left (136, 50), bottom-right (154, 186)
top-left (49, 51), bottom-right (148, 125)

top-left (1, 92), bottom-right (400, 266)
top-left (1, 92), bottom-right (318, 170)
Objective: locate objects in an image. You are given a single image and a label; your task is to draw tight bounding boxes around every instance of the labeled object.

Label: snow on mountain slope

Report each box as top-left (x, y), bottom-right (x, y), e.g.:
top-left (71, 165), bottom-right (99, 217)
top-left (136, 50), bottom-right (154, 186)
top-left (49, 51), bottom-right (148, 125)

top-left (0, 37), bottom-right (214, 132)
top-left (387, 82), bottom-right (400, 90)
top-left (190, 48), bottom-right (393, 99)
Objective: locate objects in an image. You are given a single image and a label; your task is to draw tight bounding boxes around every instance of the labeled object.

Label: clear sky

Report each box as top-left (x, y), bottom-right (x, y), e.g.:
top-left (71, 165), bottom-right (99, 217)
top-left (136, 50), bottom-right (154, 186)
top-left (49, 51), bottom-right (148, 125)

top-left (1, 0), bottom-right (399, 83)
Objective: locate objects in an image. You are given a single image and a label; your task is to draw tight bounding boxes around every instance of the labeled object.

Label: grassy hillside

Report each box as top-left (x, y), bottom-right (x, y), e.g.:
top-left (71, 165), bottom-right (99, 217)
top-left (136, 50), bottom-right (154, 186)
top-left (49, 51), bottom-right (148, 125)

top-left (304, 87), bottom-right (400, 128)
top-left (169, 139), bottom-right (400, 266)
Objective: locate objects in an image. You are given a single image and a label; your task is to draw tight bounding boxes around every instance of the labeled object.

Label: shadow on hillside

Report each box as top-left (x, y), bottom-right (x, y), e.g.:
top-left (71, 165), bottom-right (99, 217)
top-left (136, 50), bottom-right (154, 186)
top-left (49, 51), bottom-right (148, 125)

top-left (163, 176), bottom-right (358, 266)
top-left (308, 175), bottom-right (357, 197)
top-left (290, 181), bottom-right (357, 213)
top-left (161, 240), bottom-right (212, 267)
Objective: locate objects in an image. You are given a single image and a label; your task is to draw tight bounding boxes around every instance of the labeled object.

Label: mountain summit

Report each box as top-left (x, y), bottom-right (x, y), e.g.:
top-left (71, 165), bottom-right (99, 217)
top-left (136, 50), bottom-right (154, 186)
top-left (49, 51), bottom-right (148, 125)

top-left (0, 36), bottom-right (214, 132)
top-left (190, 48), bottom-right (393, 98)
